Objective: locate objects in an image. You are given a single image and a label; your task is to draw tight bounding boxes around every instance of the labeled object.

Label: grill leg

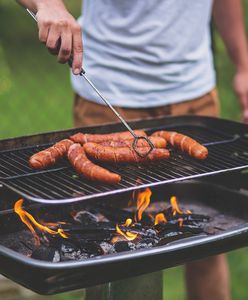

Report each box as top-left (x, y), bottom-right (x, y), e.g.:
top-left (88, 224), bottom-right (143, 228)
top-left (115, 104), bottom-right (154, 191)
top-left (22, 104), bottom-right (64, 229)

top-left (86, 271), bottom-right (163, 300)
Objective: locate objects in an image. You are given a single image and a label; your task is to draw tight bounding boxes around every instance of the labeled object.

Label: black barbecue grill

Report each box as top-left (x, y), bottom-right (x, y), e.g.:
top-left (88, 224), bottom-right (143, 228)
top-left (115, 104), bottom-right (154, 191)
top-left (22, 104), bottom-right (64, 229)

top-left (0, 115), bottom-right (247, 295)
top-left (0, 115), bottom-right (248, 204)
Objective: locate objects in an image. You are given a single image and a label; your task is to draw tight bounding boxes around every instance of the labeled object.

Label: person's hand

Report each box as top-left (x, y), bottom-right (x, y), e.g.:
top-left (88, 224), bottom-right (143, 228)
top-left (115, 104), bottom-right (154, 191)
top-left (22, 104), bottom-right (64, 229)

top-left (233, 68), bottom-right (248, 123)
top-left (36, 0), bottom-right (83, 75)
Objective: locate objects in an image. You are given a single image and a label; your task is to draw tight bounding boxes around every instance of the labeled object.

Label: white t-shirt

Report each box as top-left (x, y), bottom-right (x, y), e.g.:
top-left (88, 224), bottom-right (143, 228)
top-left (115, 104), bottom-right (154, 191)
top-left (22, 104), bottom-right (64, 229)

top-left (71, 0), bottom-right (215, 108)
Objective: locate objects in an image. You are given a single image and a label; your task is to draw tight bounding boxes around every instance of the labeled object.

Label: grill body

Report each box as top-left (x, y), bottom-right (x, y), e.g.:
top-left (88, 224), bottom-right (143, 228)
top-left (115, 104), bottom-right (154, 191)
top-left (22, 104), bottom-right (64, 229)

top-left (0, 179), bottom-right (247, 295)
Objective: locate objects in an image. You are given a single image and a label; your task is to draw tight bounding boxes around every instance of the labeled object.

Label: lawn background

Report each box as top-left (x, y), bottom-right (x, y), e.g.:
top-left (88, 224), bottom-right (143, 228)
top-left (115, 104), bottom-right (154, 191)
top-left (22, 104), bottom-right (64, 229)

top-left (0, 1), bottom-right (247, 299)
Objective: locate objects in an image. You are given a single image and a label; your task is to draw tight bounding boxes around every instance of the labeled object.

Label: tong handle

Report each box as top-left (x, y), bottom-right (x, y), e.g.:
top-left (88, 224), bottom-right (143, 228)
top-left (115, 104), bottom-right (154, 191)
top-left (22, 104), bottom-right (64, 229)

top-left (25, 8), bottom-right (154, 156)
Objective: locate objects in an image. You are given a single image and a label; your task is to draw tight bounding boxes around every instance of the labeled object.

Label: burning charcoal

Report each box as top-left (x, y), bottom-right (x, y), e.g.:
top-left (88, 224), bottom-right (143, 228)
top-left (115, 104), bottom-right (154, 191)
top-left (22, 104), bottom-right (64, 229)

top-left (100, 242), bottom-right (115, 255)
top-left (79, 241), bottom-right (104, 257)
top-left (155, 222), bottom-right (204, 235)
top-left (60, 241), bottom-right (85, 261)
top-left (144, 228), bottom-right (157, 238)
top-left (136, 238), bottom-right (158, 250)
top-left (73, 210), bottom-right (99, 225)
top-left (114, 241), bottom-right (134, 253)
top-left (31, 246), bottom-right (60, 262)
top-left (166, 213), bottom-right (210, 223)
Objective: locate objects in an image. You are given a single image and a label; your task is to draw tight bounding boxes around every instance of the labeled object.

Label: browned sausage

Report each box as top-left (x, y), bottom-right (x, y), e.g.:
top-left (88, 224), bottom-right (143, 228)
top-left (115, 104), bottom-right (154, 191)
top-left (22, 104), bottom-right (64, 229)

top-left (84, 143), bottom-right (170, 163)
top-left (152, 131), bottom-right (208, 160)
top-left (99, 136), bottom-right (167, 148)
top-left (29, 139), bottom-right (73, 169)
top-left (70, 130), bottom-right (147, 144)
top-left (68, 144), bottom-right (121, 184)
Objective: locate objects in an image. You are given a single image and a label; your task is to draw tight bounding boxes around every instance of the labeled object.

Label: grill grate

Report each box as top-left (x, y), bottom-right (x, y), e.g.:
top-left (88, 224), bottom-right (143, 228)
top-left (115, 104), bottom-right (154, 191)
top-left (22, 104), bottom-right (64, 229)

top-left (1, 124), bottom-right (248, 203)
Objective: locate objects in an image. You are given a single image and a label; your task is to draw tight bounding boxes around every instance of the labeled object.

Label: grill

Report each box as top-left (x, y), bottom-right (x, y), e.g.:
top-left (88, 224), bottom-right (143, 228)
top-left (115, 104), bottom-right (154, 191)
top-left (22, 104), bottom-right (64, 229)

top-left (0, 175), bottom-right (247, 295)
top-left (0, 117), bottom-right (248, 204)
top-left (0, 116), bottom-right (248, 204)
top-left (0, 115), bottom-right (247, 296)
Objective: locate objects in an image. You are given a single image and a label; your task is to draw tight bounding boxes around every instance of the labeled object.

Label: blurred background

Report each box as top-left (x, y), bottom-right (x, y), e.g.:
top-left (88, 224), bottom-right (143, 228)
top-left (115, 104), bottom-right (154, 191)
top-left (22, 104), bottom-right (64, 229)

top-left (0, 0), bottom-right (247, 299)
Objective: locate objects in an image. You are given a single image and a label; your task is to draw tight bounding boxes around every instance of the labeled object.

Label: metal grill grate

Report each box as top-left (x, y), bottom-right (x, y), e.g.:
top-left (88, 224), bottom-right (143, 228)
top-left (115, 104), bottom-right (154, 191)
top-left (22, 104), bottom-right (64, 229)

top-left (1, 124), bottom-right (248, 204)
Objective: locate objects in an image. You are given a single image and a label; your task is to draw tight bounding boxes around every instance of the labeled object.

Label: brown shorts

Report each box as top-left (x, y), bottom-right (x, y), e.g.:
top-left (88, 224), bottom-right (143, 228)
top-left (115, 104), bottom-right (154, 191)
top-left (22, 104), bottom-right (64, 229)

top-left (73, 88), bottom-right (220, 127)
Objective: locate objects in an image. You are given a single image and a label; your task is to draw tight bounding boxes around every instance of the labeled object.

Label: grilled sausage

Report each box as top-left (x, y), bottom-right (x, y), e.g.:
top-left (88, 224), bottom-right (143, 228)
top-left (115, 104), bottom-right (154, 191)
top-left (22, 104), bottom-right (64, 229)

top-left (152, 131), bottom-right (208, 160)
top-left (84, 143), bottom-right (170, 163)
top-left (70, 130), bottom-right (147, 144)
top-left (99, 136), bottom-right (167, 148)
top-left (29, 139), bottom-right (73, 169)
top-left (68, 144), bottom-right (121, 184)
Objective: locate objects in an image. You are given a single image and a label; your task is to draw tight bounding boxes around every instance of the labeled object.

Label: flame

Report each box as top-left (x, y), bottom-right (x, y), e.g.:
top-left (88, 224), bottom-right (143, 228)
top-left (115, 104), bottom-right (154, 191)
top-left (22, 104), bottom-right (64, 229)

top-left (154, 213), bottom-right (167, 225)
top-left (178, 218), bottom-right (184, 227)
top-left (135, 188), bottom-right (152, 222)
top-left (14, 199), bottom-right (68, 245)
top-left (170, 196), bottom-right (183, 216)
top-left (129, 179), bottom-right (144, 207)
top-left (112, 218), bottom-right (138, 242)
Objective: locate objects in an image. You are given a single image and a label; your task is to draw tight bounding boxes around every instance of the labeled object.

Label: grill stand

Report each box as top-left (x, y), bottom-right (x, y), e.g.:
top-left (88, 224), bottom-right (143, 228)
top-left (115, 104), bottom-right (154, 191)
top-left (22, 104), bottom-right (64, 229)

top-left (86, 271), bottom-right (163, 300)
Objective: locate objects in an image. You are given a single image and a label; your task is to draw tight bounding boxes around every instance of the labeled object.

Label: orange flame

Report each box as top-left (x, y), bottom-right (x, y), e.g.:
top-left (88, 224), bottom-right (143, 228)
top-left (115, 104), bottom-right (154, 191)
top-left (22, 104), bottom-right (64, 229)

top-left (135, 188), bottom-right (152, 222)
top-left (170, 196), bottom-right (183, 216)
top-left (14, 199), bottom-right (68, 246)
top-left (154, 213), bottom-right (167, 225)
top-left (178, 218), bottom-right (184, 227)
top-left (113, 218), bottom-right (138, 242)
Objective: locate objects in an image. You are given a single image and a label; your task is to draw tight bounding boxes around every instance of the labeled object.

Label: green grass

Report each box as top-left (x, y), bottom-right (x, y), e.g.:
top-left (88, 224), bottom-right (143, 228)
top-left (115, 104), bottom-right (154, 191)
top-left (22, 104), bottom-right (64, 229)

top-left (0, 1), bottom-right (248, 299)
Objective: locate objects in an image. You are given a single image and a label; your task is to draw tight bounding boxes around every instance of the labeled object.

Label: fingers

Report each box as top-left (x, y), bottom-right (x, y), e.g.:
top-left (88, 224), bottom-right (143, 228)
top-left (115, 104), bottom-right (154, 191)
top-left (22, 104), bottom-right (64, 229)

top-left (242, 109), bottom-right (248, 123)
top-left (46, 24), bottom-right (61, 55)
top-left (239, 93), bottom-right (248, 123)
top-left (58, 29), bottom-right (72, 64)
top-left (72, 24), bottom-right (83, 75)
top-left (233, 71), bottom-right (248, 124)
top-left (36, 11), bottom-right (83, 75)
top-left (38, 21), bottom-right (50, 45)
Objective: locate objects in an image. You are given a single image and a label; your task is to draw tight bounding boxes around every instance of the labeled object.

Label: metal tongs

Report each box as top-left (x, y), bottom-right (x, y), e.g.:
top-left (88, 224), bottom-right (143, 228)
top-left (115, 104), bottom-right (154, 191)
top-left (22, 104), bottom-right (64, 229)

top-left (26, 9), bottom-right (154, 157)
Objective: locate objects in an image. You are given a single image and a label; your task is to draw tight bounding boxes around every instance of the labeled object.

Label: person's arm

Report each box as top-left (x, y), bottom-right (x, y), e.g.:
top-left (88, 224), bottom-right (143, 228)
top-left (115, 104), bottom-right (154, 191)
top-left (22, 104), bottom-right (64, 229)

top-left (213, 0), bottom-right (248, 123)
top-left (16, 0), bottom-right (83, 75)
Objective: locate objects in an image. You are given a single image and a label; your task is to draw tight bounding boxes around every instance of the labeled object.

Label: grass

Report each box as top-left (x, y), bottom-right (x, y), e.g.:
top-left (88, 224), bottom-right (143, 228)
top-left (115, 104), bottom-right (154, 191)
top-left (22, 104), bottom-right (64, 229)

top-left (0, 1), bottom-right (247, 299)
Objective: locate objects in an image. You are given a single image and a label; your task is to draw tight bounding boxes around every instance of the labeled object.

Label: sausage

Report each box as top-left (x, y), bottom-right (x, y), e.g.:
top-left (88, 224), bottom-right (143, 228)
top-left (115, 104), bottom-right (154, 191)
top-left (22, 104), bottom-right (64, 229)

top-left (29, 139), bottom-right (73, 169)
top-left (84, 143), bottom-right (170, 163)
top-left (70, 130), bottom-right (147, 144)
top-left (152, 131), bottom-right (208, 160)
top-left (99, 136), bottom-right (167, 148)
top-left (68, 144), bottom-right (121, 184)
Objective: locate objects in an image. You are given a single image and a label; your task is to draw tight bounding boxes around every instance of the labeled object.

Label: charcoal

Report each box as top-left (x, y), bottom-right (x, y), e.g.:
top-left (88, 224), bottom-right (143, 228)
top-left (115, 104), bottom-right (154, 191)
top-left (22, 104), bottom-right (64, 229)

top-left (60, 241), bottom-right (84, 261)
top-left (73, 210), bottom-right (99, 225)
top-left (144, 228), bottom-right (157, 238)
top-left (155, 223), bottom-right (204, 234)
top-left (136, 238), bottom-right (158, 249)
top-left (100, 242), bottom-right (115, 254)
top-left (31, 246), bottom-right (60, 262)
top-left (114, 241), bottom-right (134, 253)
top-left (80, 241), bottom-right (104, 256)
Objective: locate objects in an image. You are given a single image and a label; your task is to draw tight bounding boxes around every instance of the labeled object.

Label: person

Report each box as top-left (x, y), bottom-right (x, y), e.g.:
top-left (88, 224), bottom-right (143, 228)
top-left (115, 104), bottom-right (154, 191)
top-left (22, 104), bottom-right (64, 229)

top-left (17, 1), bottom-right (248, 299)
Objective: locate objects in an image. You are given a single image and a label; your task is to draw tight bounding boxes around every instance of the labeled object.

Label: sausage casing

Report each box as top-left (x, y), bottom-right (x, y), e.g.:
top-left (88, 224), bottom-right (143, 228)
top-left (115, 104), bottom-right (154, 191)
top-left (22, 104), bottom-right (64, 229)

top-left (68, 143), bottom-right (121, 184)
top-left (99, 136), bottom-right (167, 148)
top-left (84, 142), bottom-right (170, 163)
top-left (29, 139), bottom-right (73, 169)
top-left (152, 131), bottom-right (208, 160)
top-left (70, 130), bottom-right (147, 144)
